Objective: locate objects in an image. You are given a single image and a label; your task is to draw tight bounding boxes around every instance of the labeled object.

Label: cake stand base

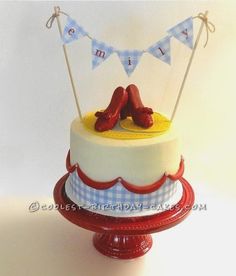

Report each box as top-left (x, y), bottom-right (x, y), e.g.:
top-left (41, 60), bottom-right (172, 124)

top-left (93, 233), bottom-right (152, 259)
top-left (54, 174), bottom-right (194, 260)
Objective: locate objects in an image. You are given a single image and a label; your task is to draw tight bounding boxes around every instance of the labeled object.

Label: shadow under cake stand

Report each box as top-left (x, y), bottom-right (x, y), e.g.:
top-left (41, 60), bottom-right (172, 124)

top-left (54, 174), bottom-right (194, 259)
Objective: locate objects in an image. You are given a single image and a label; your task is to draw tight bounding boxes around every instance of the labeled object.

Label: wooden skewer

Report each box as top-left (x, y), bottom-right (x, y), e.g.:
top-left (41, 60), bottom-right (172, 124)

top-left (54, 6), bottom-right (82, 119)
top-left (171, 10), bottom-right (209, 121)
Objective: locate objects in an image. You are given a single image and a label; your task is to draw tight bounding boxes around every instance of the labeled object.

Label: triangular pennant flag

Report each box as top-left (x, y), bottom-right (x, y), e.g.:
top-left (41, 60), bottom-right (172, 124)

top-left (62, 17), bottom-right (88, 44)
top-left (147, 36), bottom-right (171, 65)
top-left (92, 40), bottom-right (115, 69)
top-left (167, 17), bottom-right (193, 49)
top-left (117, 50), bottom-right (143, 76)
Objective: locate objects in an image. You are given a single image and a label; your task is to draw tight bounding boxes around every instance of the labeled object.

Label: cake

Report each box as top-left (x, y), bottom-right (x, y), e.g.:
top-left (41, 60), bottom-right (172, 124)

top-left (64, 86), bottom-right (184, 216)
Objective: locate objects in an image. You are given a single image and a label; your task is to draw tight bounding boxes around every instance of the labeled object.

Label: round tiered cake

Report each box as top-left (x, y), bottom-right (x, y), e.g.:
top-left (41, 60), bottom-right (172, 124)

top-left (65, 113), bottom-right (184, 217)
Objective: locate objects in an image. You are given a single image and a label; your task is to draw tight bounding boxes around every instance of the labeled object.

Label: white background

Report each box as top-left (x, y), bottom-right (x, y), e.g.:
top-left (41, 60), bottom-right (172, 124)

top-left (0, 1), bottom-right (236, 276)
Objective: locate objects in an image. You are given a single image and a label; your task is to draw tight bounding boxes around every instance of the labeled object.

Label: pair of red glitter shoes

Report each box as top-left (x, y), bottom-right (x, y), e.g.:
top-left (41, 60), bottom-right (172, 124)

top-left (95, 84), bottom-right (154, 132)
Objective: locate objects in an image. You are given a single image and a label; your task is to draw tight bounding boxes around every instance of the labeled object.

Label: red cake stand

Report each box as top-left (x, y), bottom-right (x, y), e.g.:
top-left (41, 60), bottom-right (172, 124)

top-left (54, 174), bottom-right (194, 259)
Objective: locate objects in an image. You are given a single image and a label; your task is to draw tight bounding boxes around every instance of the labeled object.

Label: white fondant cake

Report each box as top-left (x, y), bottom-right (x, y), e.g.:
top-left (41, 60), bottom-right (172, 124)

top-left (70, 117), bottom-right (181, 185)
top-left (64, 116), bottom-right (183, 216)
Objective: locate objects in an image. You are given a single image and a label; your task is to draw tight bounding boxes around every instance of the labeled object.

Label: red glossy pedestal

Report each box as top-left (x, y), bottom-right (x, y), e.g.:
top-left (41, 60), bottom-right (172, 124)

top-left (54, 174), bottom-right (194, 259)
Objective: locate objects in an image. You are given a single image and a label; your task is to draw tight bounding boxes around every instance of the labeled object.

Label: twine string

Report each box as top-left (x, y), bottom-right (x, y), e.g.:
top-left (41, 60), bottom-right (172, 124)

top-left (194, 12), bottom-right (215, 47)
top-left (46, 6), bottom-right (68, 29)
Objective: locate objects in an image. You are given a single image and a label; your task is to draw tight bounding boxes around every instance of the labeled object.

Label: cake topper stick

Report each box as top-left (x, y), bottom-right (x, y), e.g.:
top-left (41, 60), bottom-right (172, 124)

top-left (47, 6), bottom-right (83, 119)
top-left (171, 10), bottom-right (212, 121)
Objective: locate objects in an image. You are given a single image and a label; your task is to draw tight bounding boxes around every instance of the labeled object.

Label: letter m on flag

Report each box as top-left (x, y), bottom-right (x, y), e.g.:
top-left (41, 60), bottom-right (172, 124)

top-left (92, 39), bottom-right (114, 69)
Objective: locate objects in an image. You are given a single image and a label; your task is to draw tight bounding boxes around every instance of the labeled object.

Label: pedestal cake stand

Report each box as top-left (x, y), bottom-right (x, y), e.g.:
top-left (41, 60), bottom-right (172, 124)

top-left (54, 173), bottom-right (194, 259)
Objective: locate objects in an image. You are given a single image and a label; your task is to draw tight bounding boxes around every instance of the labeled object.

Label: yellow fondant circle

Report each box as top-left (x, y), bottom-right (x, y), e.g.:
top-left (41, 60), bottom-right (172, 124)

top-left (82, 112), bottom-right (171, 140)
top-left (120, 112), bottom-right (171, 133)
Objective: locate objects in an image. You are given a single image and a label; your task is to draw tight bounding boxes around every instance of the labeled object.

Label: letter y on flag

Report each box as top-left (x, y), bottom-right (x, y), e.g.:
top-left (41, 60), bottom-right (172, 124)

top-left (167, 17), bottom-right (193, 49)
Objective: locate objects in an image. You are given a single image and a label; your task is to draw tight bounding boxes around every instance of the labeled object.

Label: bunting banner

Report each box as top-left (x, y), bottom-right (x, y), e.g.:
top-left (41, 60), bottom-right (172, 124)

top-left (62, 16), bottom-right (195, 76)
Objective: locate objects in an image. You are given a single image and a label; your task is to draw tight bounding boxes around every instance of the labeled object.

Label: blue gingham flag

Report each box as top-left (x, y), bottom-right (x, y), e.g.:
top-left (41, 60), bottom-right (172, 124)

top-left (167, 17), bottom-right (193, 49)
top-left (117, 50), bottom-right (143, 76)
top-left (92, 39), bottom-right (115, 69)
top-left (62, 17), bottom-right (88, 44)
top-left (147, 36), bottom-right (171, 65)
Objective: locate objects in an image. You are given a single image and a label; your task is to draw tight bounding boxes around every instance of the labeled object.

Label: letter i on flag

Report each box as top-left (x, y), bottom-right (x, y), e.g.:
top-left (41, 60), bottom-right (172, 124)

top-left (92, 39), bottom-right (115, 69)
top-left (117, 50), bottom-right (143, 76)
top-left (167, 17), bottom-right (193, 49)
top-left (62, 17), bottom-right (88, 44)
top-left (147, 36), bottom-right (171, 65)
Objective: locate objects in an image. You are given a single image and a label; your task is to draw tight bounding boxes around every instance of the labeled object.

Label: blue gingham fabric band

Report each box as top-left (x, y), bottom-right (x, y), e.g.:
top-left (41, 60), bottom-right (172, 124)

top-left (167, 17), bottom-right (193, 49)
top-left (66, 170), bottom-right (177, 214)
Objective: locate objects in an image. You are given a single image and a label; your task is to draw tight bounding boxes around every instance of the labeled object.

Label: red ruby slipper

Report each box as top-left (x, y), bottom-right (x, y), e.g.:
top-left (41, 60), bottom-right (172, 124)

top-left (95, 86), bottom-right (128, 132)
top-left (121, 84), bottom-right (154, 128)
